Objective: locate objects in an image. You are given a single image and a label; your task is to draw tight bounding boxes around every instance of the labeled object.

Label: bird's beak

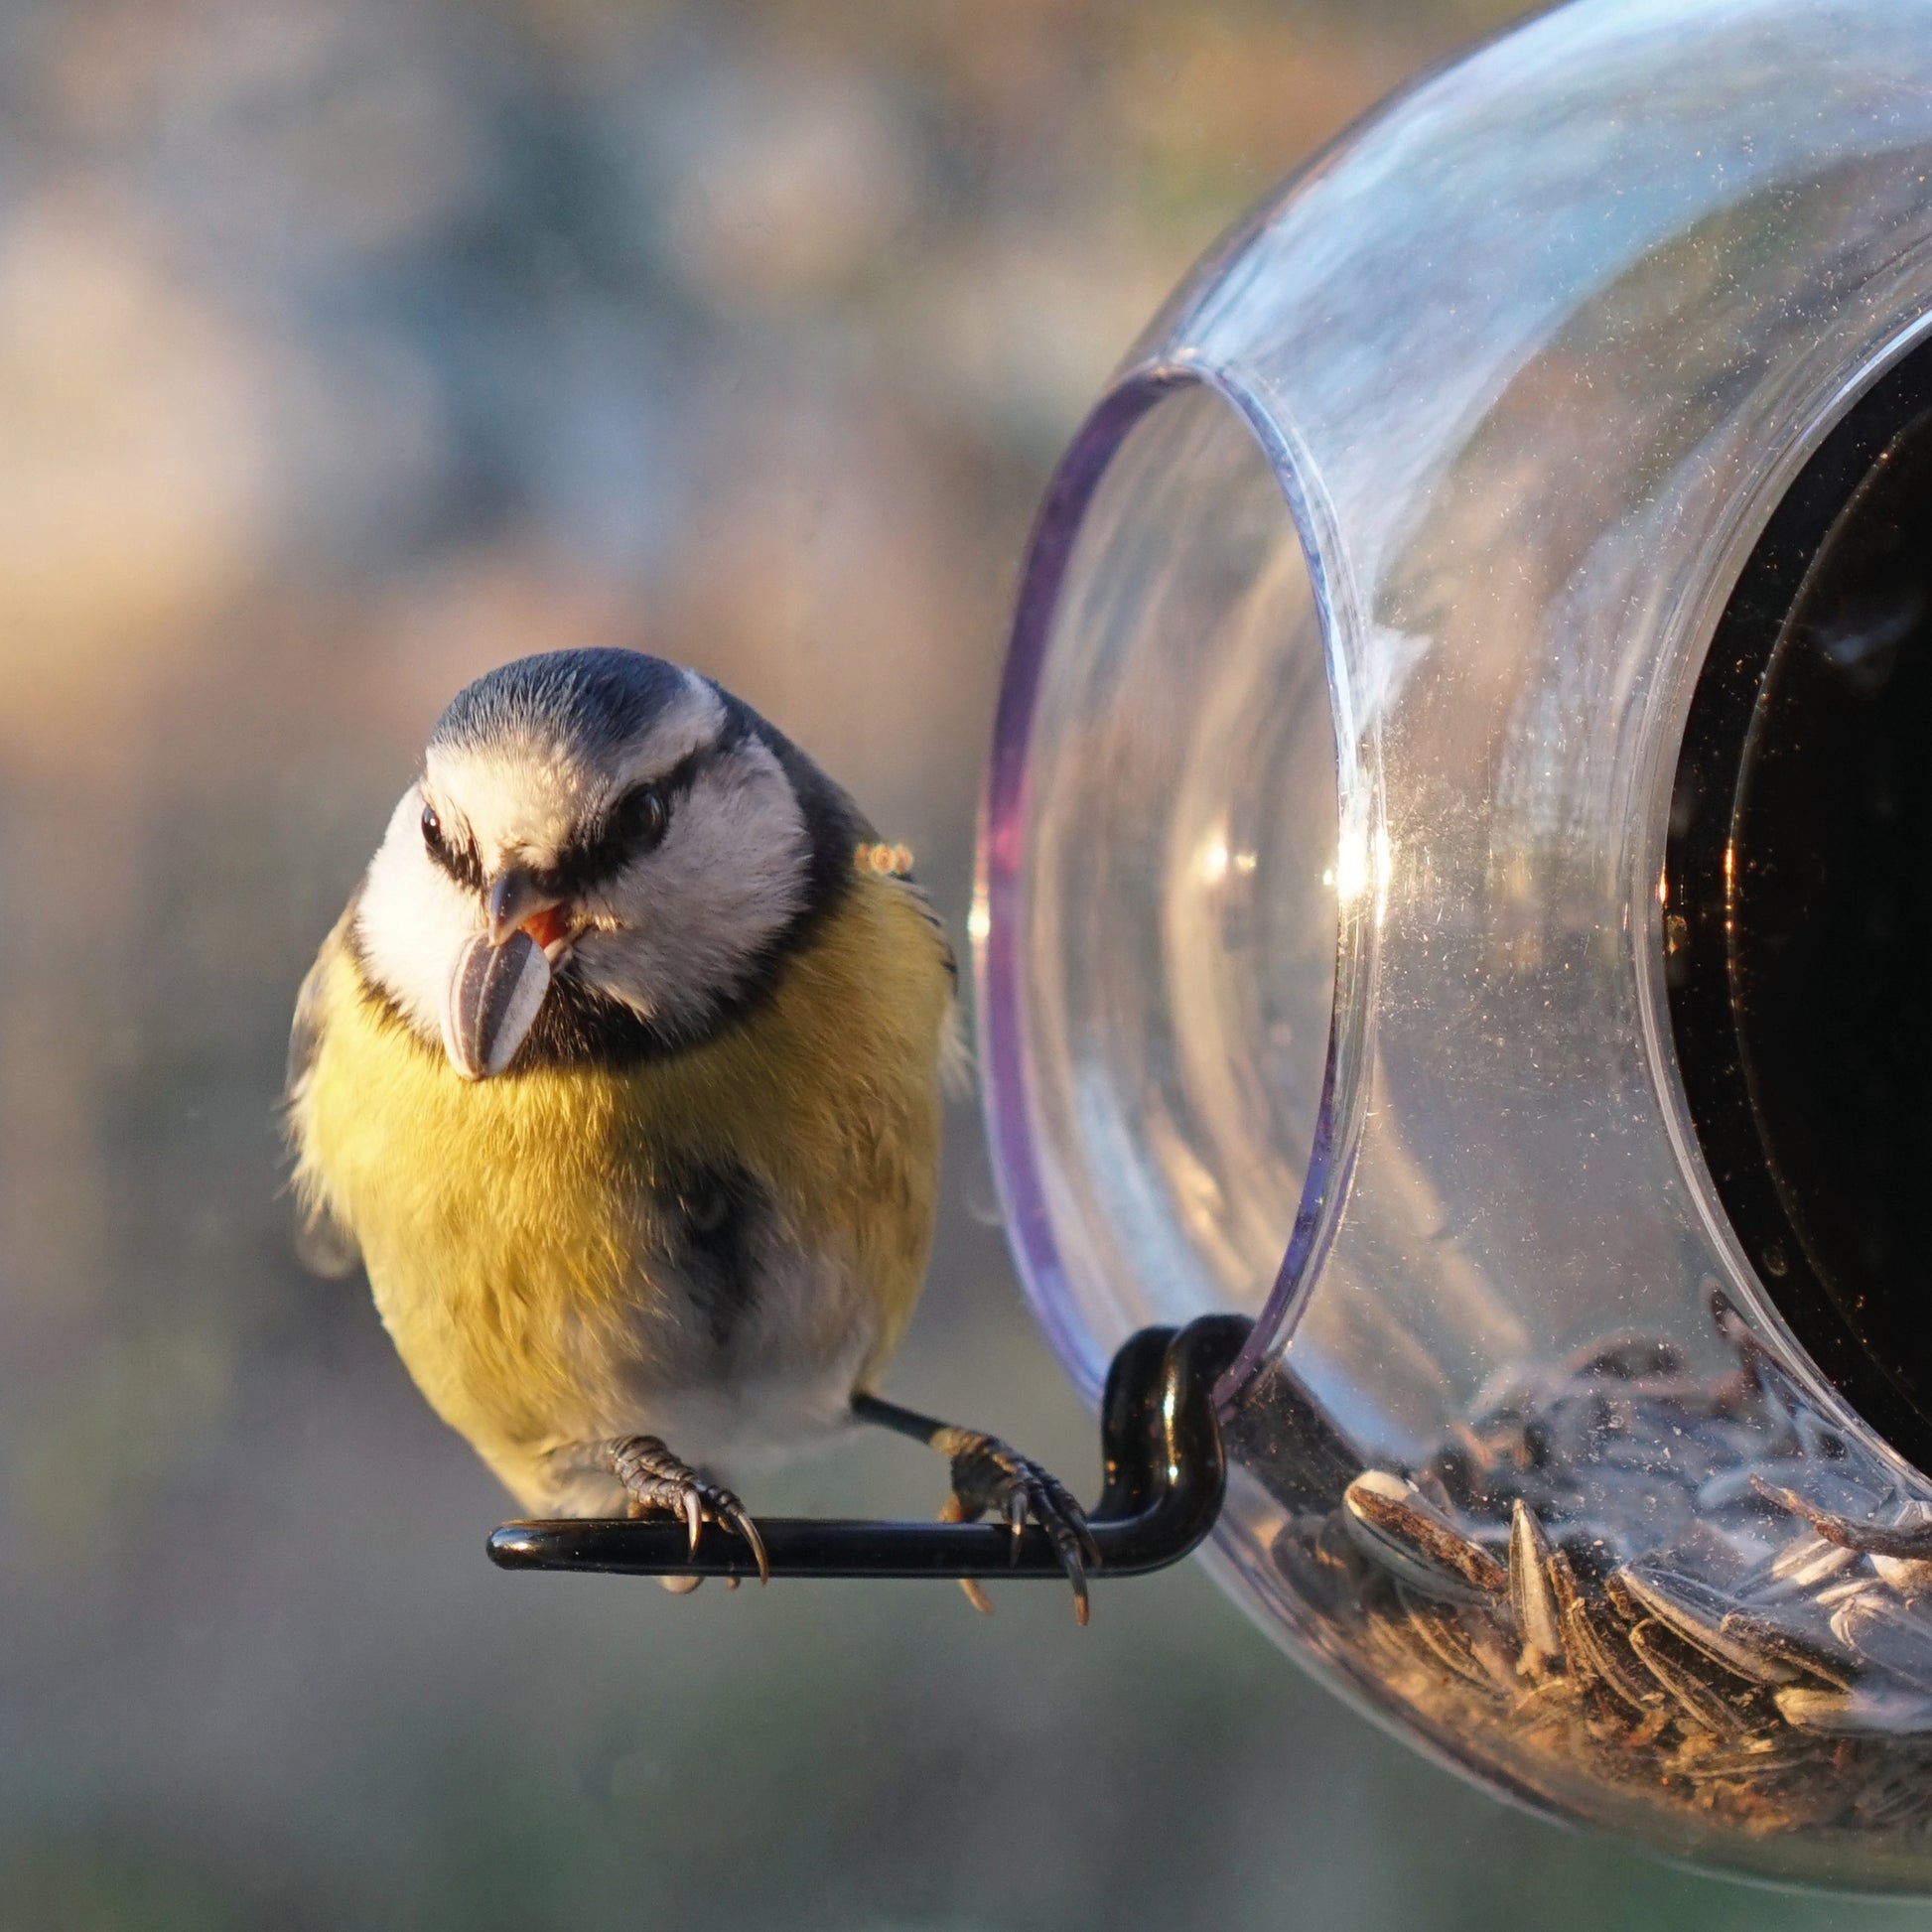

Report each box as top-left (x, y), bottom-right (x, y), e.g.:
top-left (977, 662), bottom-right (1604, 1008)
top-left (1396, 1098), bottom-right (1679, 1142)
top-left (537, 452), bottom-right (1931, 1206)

top-left (486, 865), bottom-right (563, 948)
top-left (441, 865), bottom-right (567, 1080)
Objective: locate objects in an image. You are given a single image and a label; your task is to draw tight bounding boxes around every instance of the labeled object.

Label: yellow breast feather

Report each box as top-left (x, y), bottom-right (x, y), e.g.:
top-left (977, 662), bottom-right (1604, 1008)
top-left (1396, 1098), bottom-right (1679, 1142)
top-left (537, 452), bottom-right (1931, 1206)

top-left (289, 869), bottom-right (952, 1494)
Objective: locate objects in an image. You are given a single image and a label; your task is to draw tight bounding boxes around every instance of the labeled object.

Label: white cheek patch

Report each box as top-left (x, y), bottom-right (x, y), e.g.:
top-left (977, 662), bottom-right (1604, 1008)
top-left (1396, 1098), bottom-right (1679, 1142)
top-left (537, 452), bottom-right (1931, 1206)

top-left (356, 788), bottom-right (484, 1038)
top-left (575, 739), bottom-right (811, 1033)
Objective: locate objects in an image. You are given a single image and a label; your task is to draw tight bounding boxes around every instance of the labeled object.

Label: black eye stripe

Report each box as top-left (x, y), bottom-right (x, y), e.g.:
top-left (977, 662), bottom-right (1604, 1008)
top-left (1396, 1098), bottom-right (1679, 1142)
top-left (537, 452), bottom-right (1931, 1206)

top-left (415, 738), bottom-right (722, 903)
top-left (420, 793), bottom-right (483, 891)
top-left (540, 747), bottom-right (710, 896)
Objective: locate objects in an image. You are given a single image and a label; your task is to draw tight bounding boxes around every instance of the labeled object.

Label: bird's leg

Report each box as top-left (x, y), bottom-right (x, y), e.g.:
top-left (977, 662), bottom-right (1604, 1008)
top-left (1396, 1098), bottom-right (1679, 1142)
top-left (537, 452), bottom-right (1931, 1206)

top-left (606, 1435), bottom-right (770, 1585)
top-left (849, 1392), bottom-right (1100, 1624)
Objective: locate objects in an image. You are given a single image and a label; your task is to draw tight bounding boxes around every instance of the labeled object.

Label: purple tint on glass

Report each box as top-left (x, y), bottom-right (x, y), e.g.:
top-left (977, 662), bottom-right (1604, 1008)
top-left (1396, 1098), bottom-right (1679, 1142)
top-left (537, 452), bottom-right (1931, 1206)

top-left (977, 358), bottom-right (1359, 1409)
top-left (975, 369), bottom-right (1191, 1403)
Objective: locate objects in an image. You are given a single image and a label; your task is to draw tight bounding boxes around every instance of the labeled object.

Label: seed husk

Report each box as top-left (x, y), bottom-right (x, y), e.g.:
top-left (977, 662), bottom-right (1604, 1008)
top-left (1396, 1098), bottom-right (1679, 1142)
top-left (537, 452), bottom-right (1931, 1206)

top-left (1870, 1504), bottom-right (1932, 1595)
top-left (1395, 1586), bottom-right (1508, 1698)
top-left (1775, 1685), bottom-right (1932, 1737)
top-left (1611, 1563), bottom-right (1806, 1687)
top-left (1749, 1529), bottom-right (1862, 1602)
top-left (1718, 1612), bottom-right (1861, 1693)
top-left (1626, 1620), bottom-right (1750, 1735)
top-left (442, 929), bottom-right (551, 1079)
top-left (1253, 1312), bottom-right (1932, 1837)
top-left (1558, 1586), bottom-right (1665, 1715)
top-left (1752, 1477), bottom-right (1932, 1560)
top-left (1831, 1593), bottom-right (1932, 1695)
top-left (1341, 1471), bottom-right (1507, 1604)
top-left (1508, 1501), bottom-right (1565, 1678)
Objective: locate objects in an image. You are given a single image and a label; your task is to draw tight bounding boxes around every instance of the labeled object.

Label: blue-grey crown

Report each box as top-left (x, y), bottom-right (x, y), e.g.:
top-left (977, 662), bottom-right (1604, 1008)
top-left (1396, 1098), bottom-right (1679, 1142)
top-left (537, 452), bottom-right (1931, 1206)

top-left (430, 649), bottom-right (693, 764)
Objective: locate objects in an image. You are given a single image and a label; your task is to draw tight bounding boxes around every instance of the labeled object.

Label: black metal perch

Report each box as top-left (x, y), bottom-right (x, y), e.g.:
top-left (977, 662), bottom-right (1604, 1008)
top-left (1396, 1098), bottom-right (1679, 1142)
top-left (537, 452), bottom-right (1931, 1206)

top-left (487, 1312), bottom-right (1251, 1586)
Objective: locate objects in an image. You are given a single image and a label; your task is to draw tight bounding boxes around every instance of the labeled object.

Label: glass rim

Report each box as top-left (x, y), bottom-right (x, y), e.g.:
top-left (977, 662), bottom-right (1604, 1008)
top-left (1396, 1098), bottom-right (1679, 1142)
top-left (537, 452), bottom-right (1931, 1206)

top-left (973, 357), bottom-right (1381, 1414)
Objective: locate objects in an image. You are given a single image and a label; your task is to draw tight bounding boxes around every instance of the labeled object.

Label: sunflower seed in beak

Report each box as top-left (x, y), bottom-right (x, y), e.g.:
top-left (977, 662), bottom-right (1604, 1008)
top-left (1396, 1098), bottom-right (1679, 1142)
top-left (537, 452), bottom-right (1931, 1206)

top-left (442, 929), bottom-right (551, 1079)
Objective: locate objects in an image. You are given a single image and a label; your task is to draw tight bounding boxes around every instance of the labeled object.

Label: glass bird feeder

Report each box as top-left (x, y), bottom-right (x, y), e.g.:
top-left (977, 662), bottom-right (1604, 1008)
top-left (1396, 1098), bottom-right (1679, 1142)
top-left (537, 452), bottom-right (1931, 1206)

top-left (977, 0), bottom-right (1932, 1886)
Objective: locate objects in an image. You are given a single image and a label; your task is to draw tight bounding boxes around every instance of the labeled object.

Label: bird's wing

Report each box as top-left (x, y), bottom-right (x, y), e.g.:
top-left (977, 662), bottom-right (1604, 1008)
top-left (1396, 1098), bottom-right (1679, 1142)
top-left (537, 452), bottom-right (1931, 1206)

top-left (870, 856), bottom-right (972, 1098)
top-left (284, 898), bottom-right (365, 1280)
top-left (894, 874), bottom-right (958, 990)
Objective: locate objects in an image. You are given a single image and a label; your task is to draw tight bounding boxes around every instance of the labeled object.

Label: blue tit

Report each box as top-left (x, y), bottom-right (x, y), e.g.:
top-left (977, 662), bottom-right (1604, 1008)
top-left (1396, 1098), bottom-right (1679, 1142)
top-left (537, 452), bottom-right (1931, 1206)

top-left (286, 648), bottom-right (1097, 1615)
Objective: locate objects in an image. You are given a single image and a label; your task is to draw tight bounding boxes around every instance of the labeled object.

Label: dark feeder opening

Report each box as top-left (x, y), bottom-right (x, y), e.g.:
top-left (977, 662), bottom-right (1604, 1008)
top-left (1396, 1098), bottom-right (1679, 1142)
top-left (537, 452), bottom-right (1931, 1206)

top-left (1669, 337), bottom-right (1932, 1474)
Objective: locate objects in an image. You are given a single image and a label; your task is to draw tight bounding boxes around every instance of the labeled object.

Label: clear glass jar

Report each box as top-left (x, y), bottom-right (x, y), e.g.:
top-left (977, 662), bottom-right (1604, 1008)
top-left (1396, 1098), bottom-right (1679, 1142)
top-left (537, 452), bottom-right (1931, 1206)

top-left (977, 0), bottom-right (1932, 1885)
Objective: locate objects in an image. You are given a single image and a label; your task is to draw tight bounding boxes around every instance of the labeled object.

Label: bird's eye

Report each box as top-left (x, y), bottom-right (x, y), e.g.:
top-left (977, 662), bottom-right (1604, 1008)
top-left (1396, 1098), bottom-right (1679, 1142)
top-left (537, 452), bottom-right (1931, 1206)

top-left (624, 785), bottom-right (670, 850)
top-left (421, 802), bottom-right (444, 851)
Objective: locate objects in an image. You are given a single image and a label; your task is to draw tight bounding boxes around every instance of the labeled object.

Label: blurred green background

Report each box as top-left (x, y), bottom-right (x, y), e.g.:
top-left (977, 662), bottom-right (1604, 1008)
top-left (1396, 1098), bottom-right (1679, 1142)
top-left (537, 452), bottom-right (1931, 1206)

top-left (8, 1), bottom-right (1932, 1926)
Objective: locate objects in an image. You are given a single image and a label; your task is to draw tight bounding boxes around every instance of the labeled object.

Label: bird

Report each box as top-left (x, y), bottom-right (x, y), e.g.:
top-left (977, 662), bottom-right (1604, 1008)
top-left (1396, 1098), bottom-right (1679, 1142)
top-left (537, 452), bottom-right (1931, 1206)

top-left (285, 647), bottom-right (1097, 1617)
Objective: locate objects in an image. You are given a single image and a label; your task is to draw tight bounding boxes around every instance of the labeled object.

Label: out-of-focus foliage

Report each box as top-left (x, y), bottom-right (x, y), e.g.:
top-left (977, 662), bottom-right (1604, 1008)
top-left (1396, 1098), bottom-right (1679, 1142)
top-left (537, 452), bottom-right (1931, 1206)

top-left (8, 2), bottom-right (1932, 1928)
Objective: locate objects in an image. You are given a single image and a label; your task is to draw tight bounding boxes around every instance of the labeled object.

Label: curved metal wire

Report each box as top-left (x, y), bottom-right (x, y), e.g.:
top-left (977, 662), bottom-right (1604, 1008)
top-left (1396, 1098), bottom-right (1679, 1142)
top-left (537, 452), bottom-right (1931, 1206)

top-left (486, 1313), bottom-right (1250, 1585)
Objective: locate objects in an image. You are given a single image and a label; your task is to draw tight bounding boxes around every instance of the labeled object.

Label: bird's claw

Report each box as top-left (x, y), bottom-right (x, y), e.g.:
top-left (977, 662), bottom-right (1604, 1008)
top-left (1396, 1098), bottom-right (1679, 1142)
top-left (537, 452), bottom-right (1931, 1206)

top-left (941, 1432), bottom-right (1100, 1624)
top-left (609, 1435), bottom-right (770, 1585)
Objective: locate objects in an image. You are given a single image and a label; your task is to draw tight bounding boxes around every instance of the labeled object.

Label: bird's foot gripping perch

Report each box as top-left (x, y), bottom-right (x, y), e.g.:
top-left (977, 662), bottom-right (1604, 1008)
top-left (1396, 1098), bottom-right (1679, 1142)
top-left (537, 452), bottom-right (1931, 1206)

top-left (490, 1316), bottom-right (1250, 1620)
top-left (942, 1432), bottom-right (1101, 1622)
top-left (859, 1403), bottom-right (1102, 1623)
top-left (609, 1435), bottom-right (770, 1586)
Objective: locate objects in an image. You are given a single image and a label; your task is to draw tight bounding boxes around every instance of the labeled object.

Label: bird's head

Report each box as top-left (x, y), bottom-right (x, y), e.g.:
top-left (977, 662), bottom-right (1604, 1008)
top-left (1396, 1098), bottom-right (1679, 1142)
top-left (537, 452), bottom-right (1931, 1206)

top-left (355, 649), bottom-right (855, 1077)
